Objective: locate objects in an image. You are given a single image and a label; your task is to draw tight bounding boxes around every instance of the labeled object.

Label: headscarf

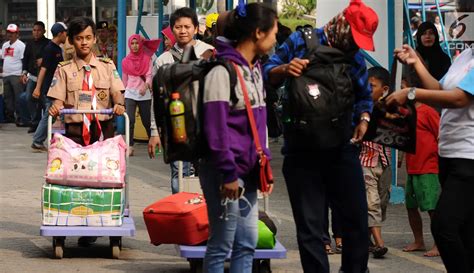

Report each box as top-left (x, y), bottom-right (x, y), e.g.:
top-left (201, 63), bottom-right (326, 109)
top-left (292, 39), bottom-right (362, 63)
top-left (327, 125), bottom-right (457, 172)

top-left (416, 22), bottom-right (451, 80)
top-left (323, 12), bottom-right (358, 52)
top-left (161, 26), bottom-right (176, 50)
top-left (121, 34), bottom-right (161, 76)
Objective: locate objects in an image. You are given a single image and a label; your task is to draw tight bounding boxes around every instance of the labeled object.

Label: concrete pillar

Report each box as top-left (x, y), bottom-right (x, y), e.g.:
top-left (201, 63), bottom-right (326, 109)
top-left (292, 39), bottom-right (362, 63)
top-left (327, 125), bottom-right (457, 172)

top-left (38, 0), bottom-right (55, 38)
top-left (37, 0), bottom-right (48, 35)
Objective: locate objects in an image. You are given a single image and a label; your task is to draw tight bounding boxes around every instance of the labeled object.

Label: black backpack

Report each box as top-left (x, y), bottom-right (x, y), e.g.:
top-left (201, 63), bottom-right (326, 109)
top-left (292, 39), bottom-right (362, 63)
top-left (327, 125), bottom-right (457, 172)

top-left (153, 46), bottom-right (237, 164)
top-left (283, 27), bottom-right (356, 151)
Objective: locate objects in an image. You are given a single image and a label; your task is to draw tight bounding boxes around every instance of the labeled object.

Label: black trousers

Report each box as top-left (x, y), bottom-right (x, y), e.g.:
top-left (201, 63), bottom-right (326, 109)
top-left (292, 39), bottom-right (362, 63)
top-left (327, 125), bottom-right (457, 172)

top-left (65, 119), bottom-right (115, 146)
top-left (432, 157), bottom-right (474, 273)
top-left (283, 144), bottom-right (369, 273)
top-left (323, 201), bottom-right (343, 245)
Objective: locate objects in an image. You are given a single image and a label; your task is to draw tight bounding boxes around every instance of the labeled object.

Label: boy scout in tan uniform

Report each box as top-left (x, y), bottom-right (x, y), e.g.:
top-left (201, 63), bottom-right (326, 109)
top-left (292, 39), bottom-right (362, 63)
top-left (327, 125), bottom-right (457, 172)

top-left (48, 17), bottom-right (125, 148)
top-left (48, 55), bottom-right (125, 145)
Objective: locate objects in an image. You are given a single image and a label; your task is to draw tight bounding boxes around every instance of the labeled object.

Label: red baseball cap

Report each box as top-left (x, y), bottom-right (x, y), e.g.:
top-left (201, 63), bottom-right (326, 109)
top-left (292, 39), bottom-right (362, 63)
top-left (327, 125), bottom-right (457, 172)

top-left (344, 0), bottom-right (378, 51)
top-left (6, 24), bottom-right (19, 33)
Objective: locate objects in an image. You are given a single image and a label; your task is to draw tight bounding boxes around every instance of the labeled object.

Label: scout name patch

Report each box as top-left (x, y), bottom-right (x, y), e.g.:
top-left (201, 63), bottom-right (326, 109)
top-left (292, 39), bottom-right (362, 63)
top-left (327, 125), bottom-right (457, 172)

top-left (97, 90), bottom-right (108, 101)
top-left (79, 93), bottom-right (92, 102)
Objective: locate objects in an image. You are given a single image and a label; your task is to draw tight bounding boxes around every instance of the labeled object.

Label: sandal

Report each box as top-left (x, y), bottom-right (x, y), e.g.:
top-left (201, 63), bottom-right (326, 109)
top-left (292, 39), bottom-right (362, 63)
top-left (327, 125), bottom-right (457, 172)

top-left (335, 243), bottom-right (343, 254)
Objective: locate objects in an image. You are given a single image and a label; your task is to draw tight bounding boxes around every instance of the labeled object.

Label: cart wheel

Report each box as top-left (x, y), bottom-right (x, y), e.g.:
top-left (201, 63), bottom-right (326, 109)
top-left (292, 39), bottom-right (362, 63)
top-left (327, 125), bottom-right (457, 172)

top-left (189, 258), bottom-right (203, 273)
top-left (111, 245), bottom-right (120, 259)
top-left (260, 259), bottom-right (272, 273)
top-left (253, 259), bottom-right (272, 273)
top-left (110, 237), bottom-right (122, 259)
top-left (52, 237), bottom-right (65, 259)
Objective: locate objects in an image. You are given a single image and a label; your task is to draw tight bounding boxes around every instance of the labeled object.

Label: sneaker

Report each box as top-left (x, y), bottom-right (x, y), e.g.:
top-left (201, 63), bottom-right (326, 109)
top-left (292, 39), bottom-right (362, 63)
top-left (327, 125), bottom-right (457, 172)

top-left (31, 143), bottom-right (47, 152)
top-left (335, 244), bottom-right (343, 254)
top-left (372, 246), bottom-right (388, 259)
top-left (28, 126), bottom-right (38, 134)
top-left (368, 240), bottom-right (376, 253)
top-left (16, 121), bottom-right (30, 127)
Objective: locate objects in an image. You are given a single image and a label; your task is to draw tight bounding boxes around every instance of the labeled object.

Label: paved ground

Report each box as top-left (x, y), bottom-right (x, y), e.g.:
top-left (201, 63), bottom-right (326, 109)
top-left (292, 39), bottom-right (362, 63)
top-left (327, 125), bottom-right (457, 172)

top-left (0, 123), bottom-right (447, 273)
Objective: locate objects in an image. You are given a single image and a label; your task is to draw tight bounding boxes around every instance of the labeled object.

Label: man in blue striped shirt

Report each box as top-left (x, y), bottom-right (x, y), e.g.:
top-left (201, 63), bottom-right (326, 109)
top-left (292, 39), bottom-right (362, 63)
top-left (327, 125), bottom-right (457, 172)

top-left (263, 1), bottom-right (379, 273)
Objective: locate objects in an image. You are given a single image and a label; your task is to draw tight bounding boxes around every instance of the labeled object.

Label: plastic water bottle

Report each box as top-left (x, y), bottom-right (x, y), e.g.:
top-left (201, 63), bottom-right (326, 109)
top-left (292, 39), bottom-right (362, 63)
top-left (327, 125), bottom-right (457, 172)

top-left (155, 146), bottom-right (162, 156)
top-left (169, 92), bottom-right (187, 143)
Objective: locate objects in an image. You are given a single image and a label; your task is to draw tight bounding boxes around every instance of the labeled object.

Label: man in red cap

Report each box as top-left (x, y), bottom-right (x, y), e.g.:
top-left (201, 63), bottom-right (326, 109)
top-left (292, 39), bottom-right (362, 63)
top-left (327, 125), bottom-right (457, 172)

top-left (1, 23), bottom-right (26, 125)
top-left (263, 1), bottom-right (378, 273)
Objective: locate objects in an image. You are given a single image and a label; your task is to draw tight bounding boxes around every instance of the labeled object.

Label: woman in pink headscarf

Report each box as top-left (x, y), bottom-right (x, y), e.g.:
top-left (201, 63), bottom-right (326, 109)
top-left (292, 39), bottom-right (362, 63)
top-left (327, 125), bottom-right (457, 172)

top-left (122, 34), bottom-right (160, 156)
top-left (161, 26), bottom-right (175, 51)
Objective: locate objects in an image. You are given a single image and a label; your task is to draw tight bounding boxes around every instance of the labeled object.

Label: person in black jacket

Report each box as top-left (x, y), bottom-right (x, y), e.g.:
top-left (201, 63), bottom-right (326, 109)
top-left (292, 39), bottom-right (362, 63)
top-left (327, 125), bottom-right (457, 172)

top-left (19, 21), bottom-right (49, 132)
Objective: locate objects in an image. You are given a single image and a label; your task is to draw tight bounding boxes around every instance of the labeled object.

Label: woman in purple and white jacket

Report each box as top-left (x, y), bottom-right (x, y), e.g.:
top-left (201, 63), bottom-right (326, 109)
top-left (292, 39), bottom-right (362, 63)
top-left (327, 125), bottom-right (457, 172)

top-left (199, 3), bottom-right (278, 273)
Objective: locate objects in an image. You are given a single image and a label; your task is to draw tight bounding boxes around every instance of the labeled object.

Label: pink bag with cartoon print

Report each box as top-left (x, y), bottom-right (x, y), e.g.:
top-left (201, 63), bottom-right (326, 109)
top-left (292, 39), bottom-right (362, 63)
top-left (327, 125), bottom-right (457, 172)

top-left (45, 133), bottom-right (126, 188)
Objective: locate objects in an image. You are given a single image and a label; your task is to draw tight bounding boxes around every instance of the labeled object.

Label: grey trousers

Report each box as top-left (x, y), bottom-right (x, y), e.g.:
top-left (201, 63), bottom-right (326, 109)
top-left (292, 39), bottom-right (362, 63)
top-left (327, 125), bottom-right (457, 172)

top-left (3, 75), bottom-right (25, 121)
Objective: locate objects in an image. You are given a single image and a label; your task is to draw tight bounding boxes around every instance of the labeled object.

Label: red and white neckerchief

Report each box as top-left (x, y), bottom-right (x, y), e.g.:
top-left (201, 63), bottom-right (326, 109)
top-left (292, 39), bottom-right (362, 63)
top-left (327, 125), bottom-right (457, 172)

top-left (82, 65), bottom-right (103, 145)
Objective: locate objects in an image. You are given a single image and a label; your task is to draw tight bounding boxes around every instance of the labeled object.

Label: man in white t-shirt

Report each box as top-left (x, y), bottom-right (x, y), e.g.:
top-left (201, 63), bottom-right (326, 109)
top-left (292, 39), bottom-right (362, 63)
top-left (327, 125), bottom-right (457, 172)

top-left (148, 7), bottom-right (214, 194)
top-left (1, 24), bottom-right (26, 124)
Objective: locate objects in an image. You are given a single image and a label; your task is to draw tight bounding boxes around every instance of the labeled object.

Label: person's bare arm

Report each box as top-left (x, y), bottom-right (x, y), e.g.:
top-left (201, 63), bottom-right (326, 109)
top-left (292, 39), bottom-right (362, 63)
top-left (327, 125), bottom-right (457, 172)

top-left (386, 87), bottom-right (471, 109)
top-left (268, 58), bottom-right (310, 86)
top-left (32, 67), bottom-right (47, 99)
top-left (48, 99), bottom-right (64, 116)
top-left (395, 45), bottom-right (442, 90)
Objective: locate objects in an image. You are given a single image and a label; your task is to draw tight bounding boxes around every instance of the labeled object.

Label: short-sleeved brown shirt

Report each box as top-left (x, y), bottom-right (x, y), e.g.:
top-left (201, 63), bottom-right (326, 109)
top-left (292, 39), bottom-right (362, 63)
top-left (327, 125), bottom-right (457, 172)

top-left (48, 55), bottom-right (124, 123)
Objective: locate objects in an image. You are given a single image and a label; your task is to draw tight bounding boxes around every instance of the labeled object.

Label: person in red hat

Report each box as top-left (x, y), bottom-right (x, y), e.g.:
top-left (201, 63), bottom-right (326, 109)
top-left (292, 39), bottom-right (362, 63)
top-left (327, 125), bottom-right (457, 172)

top-left (263, 1), bottom-right (378, 273)
top-left (1, 23), bottom-right (26, 125)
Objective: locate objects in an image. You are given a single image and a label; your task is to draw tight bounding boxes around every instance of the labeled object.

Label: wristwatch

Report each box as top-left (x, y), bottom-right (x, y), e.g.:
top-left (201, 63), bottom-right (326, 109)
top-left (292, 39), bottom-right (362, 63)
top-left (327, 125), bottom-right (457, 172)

top-left (360, 115), bottom-right (371, 124)
top-left (407, 87), bottom-right (416, 101)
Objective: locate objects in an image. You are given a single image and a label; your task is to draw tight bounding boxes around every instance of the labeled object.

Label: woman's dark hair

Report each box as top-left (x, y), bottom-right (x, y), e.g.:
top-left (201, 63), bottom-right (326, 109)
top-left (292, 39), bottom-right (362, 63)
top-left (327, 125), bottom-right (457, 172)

top-left (224, 3), bottom-right (277, 43)
top-left (170, 7), bottom-right (199, 28)
top-left (368, 66), bottom-right (390, 89)
top-left (67, 17), bottom-right (96, 42)
top-left (457, 0), bottom-right (474, 12)
top-left (33, 21), bottom-right (45, 30)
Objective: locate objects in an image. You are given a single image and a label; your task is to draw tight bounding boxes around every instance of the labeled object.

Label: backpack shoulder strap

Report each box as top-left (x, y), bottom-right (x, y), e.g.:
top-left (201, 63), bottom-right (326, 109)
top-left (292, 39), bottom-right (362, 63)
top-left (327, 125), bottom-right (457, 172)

top-left (207, 59), bottom-right (238, 104)
top-left (299, 26), bottom-right (319, 52)
top-left (170, 47), bottom-right (182, 62)
top-left (196, 59), bottom-right (238, 105)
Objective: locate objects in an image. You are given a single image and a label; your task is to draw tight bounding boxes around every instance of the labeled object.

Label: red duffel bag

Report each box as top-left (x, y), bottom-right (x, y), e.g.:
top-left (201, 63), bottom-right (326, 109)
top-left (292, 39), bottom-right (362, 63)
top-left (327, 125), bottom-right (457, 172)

top-left (143, 192), bottom-right (209, 245)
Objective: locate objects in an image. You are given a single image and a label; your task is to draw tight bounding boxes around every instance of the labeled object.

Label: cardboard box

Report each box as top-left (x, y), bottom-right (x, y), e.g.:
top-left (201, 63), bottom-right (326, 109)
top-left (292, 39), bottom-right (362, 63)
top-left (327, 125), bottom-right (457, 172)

top-left (42, 184), bottom-right (124, 226)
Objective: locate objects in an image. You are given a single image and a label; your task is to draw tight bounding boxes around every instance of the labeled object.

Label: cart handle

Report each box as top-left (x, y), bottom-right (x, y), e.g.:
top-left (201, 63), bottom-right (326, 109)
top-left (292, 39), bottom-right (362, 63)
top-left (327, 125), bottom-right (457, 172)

top-left (59, 108), bottom-right (114, 115)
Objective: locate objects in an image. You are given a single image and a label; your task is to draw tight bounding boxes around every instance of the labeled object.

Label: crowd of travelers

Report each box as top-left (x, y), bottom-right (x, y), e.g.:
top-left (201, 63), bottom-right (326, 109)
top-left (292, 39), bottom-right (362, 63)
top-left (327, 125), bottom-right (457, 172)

top-left (1, 0), bottom-right (473, 272)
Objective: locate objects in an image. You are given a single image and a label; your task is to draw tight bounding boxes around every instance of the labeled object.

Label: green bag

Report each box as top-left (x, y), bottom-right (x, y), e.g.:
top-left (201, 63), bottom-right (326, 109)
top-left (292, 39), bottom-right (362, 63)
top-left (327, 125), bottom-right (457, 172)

top-left (256, 220), bottom-right (276, 249)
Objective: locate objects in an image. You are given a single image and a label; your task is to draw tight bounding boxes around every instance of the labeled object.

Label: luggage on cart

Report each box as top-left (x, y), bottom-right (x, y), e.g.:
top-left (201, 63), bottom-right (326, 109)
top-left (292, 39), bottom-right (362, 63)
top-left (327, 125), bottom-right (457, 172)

top-left (45, 133), bottom-right (127, 188)
top-left (40, 109), bottom-right (136, 259)
top-left (143, 192), bottom-right (209, 246)
top-left (42, 184), bottom-right (125, 226)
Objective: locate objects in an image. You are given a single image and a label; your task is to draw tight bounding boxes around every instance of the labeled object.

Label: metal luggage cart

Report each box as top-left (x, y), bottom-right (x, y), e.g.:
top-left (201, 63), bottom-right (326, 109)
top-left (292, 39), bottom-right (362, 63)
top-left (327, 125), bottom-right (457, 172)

top-left (175, 161), bottom-right (287, 273)
top-left (40, 109), bottom-right (135, 259)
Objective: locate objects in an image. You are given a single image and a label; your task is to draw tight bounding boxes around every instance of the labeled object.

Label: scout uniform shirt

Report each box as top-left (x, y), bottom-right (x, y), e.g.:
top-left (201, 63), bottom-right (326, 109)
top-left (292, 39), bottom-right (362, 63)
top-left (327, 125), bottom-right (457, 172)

top-left (47, 55), bottom-right (125, 124)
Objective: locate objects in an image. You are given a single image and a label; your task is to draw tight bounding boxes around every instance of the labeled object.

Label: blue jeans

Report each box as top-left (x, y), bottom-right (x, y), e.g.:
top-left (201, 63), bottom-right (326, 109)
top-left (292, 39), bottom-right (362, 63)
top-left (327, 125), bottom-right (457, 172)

top-left (170, 161), bottom-right (191, 194)
top-left (19, 91), bottom-right (31, 124)
top-left (283, 143), bottom-right (369, 273)
top-left (24, 79), bottom-right (41, 126)
top-left (199, 160), bottom-right (258, 273)
top-left (32, 96), bottom-right (51, 146)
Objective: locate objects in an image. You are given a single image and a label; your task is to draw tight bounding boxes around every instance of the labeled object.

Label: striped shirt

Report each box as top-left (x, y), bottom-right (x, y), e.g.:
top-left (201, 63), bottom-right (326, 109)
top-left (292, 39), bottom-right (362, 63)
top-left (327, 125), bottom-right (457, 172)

top-left (360, 141), bottom-right (391, 168)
